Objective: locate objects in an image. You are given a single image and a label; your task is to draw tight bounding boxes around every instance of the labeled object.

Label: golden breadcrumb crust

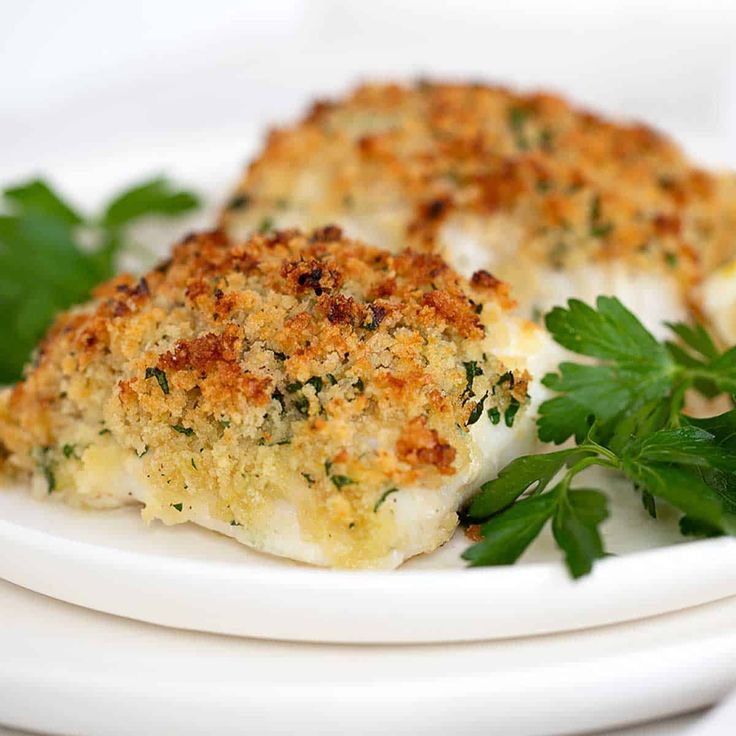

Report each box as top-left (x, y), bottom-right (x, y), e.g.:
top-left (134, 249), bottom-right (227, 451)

top-left (222, 81), bottom-right (736, 314)
top-left (0, 227), bottom-right (530, 566)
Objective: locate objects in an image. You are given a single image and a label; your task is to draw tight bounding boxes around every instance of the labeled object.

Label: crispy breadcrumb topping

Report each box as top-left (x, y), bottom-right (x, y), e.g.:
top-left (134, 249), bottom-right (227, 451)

top-left (222, 80), bottom-right (736, 304)
top-left (0, 227), bottom-right (531, 565)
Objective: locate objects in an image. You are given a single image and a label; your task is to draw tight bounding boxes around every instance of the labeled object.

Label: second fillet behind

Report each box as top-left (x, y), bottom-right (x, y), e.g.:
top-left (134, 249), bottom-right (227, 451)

top-left (222, 81), bottom-right (736, 340)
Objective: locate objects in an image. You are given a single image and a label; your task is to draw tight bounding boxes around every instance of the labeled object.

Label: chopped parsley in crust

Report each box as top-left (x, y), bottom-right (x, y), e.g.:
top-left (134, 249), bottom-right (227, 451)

top-left (222, 80), bottom-right (736, 329)
top-left (0, 227), bottom-right (547, 568)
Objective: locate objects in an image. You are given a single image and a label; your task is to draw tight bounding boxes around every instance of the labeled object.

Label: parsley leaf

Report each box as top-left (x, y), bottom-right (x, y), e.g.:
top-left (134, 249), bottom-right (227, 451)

top-left (552, 489), bottom-right (608, 578)
top-left (641, 490), bottom-right (657, 519)
top-left (465, 296), bottom-right (736, 578)
top-left (466, 448), bottom-right (582, 520)
top-left (465, 449), bottom-right (613, 574)
top-left (709, 347), bottom-right (736, 395)
top-left (4, 179), bottom-right (83, 225)
top-left (463, 491), bottom-right (559, 566)
top-left (621, 462), bottom-right (736, 532)
top-left (102, 177), bottom-right (199, 228)
top-left (545, 297), bottom-right (663, 363)
top-left (0, 176), bottom-right (199, 383)
top-left (606, 398), bottom-right (672, 456)
top-left (540, 297), bottom-right (674, 443)
top-left (684, 410), bottom-right (736, 452)
top-left (679, 516), bottom-right (723, 538)
top-left (666, 321), bottom-right (719, 362)
top-left (625, 426), bottom-right (736, 472)
top-left (666, 321), bottom-right (736, 396)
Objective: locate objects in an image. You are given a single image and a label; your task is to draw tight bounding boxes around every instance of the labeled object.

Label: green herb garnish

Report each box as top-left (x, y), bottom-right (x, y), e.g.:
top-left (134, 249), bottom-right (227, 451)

top-left (466, 392), bottom-right (489, 426)
top-left (171, 503), bottom-right (183, 512)
top-left (462, 360), bottom-right (483, 402)
top-left (589, 194), bottom-right (614, 238)
top-left (171, 424), bottom-right (195, 437)
top-left (539, 297), bottom-right (734, 443)
top-left (496, 371), bottom-right (513, 388)
top-left (227, 194), bottom-right (250, 211)
top-left (464, 296), bottom-right (736, 578)
top-left (294, 395), bottom-right (310, 416)
top-left (0, 176), bottom-right (199, 382)
top-left (539, 128), bottom-right (555, 152)
top-left (145, 367), bottom-right (170, 395)
top-left (331, 475), bottom-right (355, 490)
top-left (40, 451), bottom-right (56, 494)
top-left (258, 216), bottom-right (274, 234)
top-left (504, 398), bottom-right (521, 428)
top-left (374, 487), bottom-right (399, 512)
top-left (508, 107), bottom-right (531, 150)
top-left (306, 376), bottom-right (323, 392)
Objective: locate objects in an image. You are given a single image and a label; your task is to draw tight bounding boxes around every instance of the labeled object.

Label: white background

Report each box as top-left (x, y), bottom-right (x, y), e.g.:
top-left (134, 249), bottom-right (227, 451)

top-left (2, 0), bottom-right (736, 181)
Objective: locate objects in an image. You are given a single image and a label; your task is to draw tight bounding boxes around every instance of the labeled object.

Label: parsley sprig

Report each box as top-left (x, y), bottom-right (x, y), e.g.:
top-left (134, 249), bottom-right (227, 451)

top-left (0, 177), bottom-right (200, 383)
top-left (463, 297), bottom-right (736, 578)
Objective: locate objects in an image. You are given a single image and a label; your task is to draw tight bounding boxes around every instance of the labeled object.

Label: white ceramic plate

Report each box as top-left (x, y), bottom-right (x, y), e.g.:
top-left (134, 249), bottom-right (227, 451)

top-left (2, 131), bottom-right (736, 645)
top-left (1, 578), bottom-right (734, 736)
top-left (2, 474), bottom-right (736, 643)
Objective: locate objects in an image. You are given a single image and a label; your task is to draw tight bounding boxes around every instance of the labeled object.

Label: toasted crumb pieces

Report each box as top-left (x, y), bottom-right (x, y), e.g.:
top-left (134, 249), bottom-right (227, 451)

top-left (0, 227), bottom-right (534, 567)
top-left (222, 80), bottom-right (736, 319)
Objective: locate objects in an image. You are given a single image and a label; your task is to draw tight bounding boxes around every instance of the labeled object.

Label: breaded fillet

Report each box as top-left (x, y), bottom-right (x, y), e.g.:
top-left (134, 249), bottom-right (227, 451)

top-left (222, 81), bottom-right (736, 338)
top-left (0, 227), bottom-right (552, 568)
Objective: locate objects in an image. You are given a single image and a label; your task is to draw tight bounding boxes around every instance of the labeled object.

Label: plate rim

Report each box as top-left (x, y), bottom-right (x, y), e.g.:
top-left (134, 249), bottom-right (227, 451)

top-left (2, 489), bottom-right (736, 644)
top-left (2, 577), bottom-right (736, 736)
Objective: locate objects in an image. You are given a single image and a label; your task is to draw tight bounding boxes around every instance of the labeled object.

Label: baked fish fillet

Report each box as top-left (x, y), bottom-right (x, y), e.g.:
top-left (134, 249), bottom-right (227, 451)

top-left (222, 81), bottom-right (736, 339)
top-left (0, 227), bottom-right (553, 568)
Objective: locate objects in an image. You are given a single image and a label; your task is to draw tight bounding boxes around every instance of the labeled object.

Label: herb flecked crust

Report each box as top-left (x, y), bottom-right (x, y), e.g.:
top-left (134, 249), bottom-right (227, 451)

top-left (223, 80), bottom-right (736, 315)
top-left (0, 227), bottom-right (537, 567)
